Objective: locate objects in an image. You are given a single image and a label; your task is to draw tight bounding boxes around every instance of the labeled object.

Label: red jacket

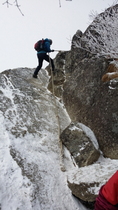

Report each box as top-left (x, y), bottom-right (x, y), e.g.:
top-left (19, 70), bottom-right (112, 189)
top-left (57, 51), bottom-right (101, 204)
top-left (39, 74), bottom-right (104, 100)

top-left (102, 171), bottom-right (118, 205)
top-left (94, 171), bottom-right (118, 210)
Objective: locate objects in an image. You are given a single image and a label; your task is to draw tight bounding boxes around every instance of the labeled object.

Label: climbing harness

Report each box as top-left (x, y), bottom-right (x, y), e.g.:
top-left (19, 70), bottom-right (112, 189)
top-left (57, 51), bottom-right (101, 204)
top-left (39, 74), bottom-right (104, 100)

top-left (48, 53), bottom-right (65, 172)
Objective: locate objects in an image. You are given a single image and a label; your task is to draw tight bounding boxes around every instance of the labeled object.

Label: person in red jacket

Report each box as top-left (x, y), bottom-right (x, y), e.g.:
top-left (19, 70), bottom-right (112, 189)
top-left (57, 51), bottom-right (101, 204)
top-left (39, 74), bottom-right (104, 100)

top-left (94, 171), bottom-right (118, 210)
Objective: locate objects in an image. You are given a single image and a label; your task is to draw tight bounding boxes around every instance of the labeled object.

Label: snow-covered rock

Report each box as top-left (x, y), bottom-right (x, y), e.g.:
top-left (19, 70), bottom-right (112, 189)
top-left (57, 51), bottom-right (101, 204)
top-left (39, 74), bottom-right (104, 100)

top-left (0, 64), bottom-right (118, 210)
top-left (72, 4), bottom-right (118, 57)
top-left (0, 68), bottom-right (86, 210)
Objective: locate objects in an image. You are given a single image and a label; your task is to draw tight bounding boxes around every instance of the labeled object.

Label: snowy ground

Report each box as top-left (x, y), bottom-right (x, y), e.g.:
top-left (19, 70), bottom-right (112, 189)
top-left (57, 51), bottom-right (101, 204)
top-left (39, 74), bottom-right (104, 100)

top-left (0, 68), bottom-right (118, 210)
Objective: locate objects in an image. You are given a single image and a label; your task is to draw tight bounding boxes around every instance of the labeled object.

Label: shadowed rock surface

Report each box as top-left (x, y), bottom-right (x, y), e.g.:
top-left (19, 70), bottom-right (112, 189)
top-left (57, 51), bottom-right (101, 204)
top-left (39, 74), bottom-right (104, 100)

top-left (53, 5), bottom-right (118, 159)
top-left (60, 122), bottom-right (100, 167)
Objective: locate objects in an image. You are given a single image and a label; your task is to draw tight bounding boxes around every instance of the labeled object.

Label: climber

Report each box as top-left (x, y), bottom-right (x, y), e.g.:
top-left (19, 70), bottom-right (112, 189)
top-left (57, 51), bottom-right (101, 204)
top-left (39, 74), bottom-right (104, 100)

top-left (33, 38), bottom-right (55, 78)
top-left (94, 170), bottom-right (118, 210)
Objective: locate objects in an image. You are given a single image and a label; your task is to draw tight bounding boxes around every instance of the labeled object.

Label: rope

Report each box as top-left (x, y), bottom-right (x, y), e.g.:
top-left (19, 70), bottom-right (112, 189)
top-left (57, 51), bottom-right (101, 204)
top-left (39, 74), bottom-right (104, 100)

top-left (48, 53), bottom-right (65, 172)
top-left (55, 47), bottom-right (118, 60)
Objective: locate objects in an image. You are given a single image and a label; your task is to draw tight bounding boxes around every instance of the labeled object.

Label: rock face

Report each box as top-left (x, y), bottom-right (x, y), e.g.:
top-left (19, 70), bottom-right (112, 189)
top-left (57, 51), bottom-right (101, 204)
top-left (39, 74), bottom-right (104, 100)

top-left (68, 182), bottom-right (99, 202)
top-left (63, 55), bottom-right (118, 159)
top-left (53, 5), bottom-right (118, 159)
top-left (60, 122), bottom-right (100, 167)
top-left (48, 69), bottom-right (65, 98)
top-left (46, 52), bottom-right (67, 98)
top-left (1, 68), bottom-right (84, 210)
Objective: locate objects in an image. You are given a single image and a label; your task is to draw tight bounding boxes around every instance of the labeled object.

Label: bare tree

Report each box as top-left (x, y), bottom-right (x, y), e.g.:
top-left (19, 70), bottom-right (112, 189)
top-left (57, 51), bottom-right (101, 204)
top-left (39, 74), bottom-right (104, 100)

top-left (2, 0), bottom-right (24, 15)
top-left (2, 0), bottom-right (72, 13)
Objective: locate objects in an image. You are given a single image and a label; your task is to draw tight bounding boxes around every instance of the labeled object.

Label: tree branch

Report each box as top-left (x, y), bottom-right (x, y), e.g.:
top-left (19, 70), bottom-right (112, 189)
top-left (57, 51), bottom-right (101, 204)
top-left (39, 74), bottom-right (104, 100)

top-left (2, 0), bottom-right (24, 16)
top-left (14, 0), bottom-right (24, 16)
top-left (3, 0), bottom-right (72, 14)
top-left (2, 0), bottom-right (12, 7)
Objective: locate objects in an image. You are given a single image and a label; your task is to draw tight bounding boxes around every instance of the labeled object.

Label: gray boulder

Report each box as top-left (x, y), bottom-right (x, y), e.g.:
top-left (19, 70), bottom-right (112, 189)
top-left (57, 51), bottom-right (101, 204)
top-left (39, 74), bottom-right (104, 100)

top-left (68, 181), bottom-right (99, 202)
top-left (60, 122), bottom-right (100, 167)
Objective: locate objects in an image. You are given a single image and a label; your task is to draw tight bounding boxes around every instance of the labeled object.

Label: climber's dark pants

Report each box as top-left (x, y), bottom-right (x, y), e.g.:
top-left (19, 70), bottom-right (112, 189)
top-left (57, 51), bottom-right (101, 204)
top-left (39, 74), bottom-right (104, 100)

top-left (34, 53), bottom-right (55, 76)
